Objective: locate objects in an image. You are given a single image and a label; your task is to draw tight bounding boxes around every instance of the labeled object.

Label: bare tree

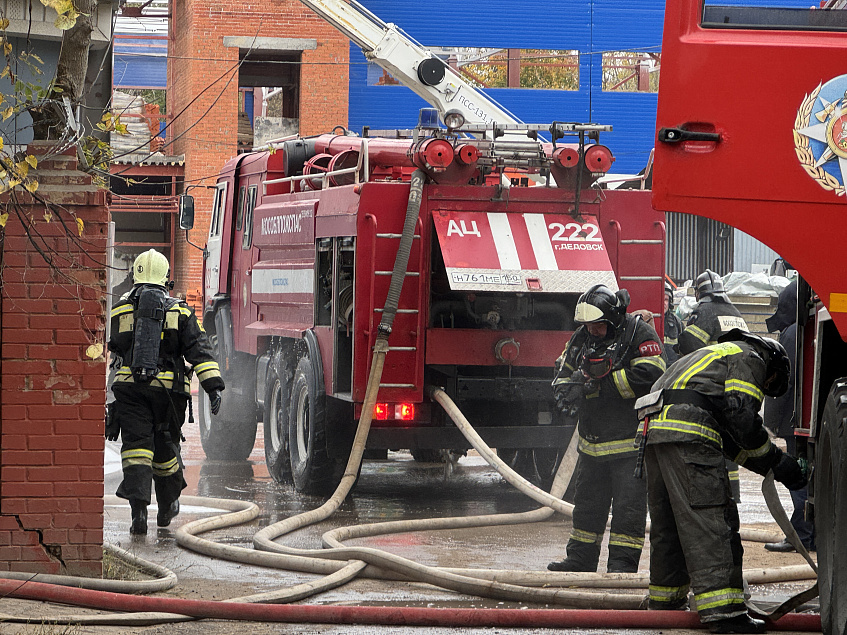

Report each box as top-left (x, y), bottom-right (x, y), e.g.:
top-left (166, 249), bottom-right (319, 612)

top-left (30, 0), bottom-right (96, 140)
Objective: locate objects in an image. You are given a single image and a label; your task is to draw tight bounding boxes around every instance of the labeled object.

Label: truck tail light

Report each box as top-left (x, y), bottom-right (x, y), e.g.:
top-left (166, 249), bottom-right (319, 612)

top-left (374, 403), bottom-right (390, 420)
top-left (395, 403), bottom-right (415, 421)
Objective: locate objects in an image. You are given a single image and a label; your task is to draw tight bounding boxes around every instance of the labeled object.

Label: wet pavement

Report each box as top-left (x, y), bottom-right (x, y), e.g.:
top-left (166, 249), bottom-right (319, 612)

top-left (10, 394), bottom-right (818, 633)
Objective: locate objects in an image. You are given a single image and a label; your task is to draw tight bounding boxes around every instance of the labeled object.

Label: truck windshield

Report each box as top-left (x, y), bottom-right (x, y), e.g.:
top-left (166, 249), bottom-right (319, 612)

top-left (702, 0), bottom-right (847, 31)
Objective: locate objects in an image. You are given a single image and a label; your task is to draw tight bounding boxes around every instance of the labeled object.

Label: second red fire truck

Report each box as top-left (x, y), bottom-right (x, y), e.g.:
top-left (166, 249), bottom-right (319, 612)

top-left (180, 119), bottom-right (665, 494)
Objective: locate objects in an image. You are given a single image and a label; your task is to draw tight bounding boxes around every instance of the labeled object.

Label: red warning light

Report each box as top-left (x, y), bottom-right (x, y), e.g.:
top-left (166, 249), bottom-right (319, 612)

top-left (374, 403), bottom-right (390, 420)
top-left (395, 403), bottom-right (415, 421)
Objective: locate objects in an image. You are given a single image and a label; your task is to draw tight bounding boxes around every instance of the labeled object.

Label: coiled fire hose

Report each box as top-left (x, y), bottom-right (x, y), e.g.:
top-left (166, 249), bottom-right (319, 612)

top-left (0, 168), bottom-right (820, 629)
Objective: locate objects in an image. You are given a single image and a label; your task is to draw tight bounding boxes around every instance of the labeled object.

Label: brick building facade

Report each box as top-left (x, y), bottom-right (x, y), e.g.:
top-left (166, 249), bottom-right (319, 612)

top-left (0, 144), bottom-right (109, 576)
top-left (168, 0), bottom-right (350, 302)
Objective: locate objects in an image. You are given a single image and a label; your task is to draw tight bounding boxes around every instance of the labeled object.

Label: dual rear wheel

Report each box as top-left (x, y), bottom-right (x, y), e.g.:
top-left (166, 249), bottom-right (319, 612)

top-left (264, 353), bottom-right (345, 494)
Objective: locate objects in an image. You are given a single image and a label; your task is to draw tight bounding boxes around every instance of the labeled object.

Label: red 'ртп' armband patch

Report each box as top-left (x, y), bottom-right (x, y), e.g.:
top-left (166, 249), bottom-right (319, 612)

top-left (639, 341), bottom-right (663, 356)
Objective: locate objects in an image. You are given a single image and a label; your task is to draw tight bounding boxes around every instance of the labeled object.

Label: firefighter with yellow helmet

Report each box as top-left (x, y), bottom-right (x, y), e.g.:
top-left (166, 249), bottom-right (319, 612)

top-left (106, 249), bottom-right (224, 535)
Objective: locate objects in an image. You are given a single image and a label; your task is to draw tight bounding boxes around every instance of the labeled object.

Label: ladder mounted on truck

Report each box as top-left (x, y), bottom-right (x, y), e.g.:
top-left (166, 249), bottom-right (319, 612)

top-left (298, 0), bottom-right (526, 130)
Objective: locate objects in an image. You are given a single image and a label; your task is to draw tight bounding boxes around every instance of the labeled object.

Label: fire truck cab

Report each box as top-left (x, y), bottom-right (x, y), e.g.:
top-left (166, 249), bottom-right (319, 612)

top-left (183, 120), bottom-right (665, 495)
top-left (652, 0), bottom-right (847, 632)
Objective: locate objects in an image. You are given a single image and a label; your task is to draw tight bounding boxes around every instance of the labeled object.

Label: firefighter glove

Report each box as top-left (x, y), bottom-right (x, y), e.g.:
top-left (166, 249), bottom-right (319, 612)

top-left (105, 402), bottom-right (120, 442)
top-left (209, 389), bottom-right (222, 416)
top-left (553, 371), bottom-right (588, 414)
top-left (772, 453), bottom-right (807, 491)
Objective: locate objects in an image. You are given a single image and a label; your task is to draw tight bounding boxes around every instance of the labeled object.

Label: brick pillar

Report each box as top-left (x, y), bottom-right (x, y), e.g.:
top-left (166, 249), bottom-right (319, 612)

top-left (0, 142), bottom-right (108, 576)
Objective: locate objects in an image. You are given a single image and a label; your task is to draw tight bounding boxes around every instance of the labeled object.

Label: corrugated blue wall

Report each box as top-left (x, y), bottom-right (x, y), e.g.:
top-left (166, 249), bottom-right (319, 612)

top-left (349, 0), bottom-right (665, 174)
top-left (113, 35), bottom-right (167, 89)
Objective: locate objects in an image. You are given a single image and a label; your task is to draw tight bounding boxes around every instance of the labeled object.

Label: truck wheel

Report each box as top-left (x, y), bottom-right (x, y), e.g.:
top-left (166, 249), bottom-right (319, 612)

top-left (497, 448), bottom-right (562, 491)
top-left (288, 356), bottom-right (343, 494)
top-left (817, 378), bottom-right (847, 635)
top-left (410, 449), bottom-right (444, 463)
top-left (264, 367), bottom-right (291, 483)
top-left (198, 387), bottom-right (257, 461)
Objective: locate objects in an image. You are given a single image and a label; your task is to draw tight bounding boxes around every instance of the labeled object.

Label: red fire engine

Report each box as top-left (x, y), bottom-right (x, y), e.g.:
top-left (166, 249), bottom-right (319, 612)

top-left (653, 0), bottom-right (847, 632)
top-left (179, 120), bottom-right (664, 495)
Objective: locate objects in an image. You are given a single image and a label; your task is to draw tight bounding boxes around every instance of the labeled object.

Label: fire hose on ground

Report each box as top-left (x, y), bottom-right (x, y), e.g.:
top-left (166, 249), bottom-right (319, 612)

top-left (0, 168), bottom-right (821, 629)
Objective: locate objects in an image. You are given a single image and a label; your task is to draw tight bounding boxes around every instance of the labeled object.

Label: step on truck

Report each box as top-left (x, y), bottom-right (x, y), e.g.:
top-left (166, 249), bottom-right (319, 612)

top-left (180, 119), bottom-right (665, 494)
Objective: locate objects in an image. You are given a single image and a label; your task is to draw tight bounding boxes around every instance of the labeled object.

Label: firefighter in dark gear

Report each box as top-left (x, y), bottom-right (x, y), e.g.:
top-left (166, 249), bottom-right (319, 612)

top-left (107, 250), bottom-right (224, 535)
top-left (663, 282), bottom-right (684, 364)
top-left (679, 270), bottom-right (749, 355)
top-left (548, 284), bottom-right (667, 573)
top-left (678, 270), bottom-right (749, 500)
top-left (639, 329), bottom-right (806, 634)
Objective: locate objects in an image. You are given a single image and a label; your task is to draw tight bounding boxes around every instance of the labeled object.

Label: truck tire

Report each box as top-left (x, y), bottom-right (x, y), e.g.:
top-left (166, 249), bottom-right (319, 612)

top-left (817, 378), bottom-right (847, 635)
top-left (198, 386), bottom-right (256, 461)
top-left (288, 355), bottom-right (344, 494)
top-left (264, 366), bottom-right (291, 483)
top-left (410, 449), bottom-right (444, 463)
top-left (197, 330), bottom-right (257, 461)
top-left (497, 448), bottom-right (563, 492)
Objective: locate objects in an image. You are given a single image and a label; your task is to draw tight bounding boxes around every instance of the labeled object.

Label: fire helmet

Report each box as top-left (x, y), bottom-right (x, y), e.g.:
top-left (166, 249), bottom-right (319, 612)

top-left (665, 281), bottom-right (674, 306)
top-left (718, 328), bottom-right (790, 397)
top-left (695, 269), bottom-right (728, 302)
top-left (574, 284), bottom-right (629, 329)
top-left (133, 249), bottom-right (170, 287)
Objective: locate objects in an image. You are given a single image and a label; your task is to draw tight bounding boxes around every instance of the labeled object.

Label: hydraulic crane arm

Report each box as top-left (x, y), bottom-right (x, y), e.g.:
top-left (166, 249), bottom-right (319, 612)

top-left (299, 0), bottom-right (524, 128)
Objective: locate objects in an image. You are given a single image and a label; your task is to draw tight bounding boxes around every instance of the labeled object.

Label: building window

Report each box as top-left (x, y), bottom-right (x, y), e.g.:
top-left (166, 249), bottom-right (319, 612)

top-left (602, 52), bottom-right (660, 93)
top-left (368, 48), bottom-right (580, 90)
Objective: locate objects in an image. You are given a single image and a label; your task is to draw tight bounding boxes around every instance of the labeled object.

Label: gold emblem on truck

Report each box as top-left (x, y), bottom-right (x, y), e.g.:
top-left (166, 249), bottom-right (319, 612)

top-left (794, 74), bottom-right (847, 196)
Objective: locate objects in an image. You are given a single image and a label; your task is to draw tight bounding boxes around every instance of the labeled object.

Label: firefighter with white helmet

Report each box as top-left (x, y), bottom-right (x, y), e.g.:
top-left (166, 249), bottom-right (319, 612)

top-left (106, 249), bottom-right (224, 535)
top-left (679, 270), bottom-right (750, 500)
top-left (638, 329), bottom-right (805, 633)
top-left (548, 284), bottom-right (666, 573)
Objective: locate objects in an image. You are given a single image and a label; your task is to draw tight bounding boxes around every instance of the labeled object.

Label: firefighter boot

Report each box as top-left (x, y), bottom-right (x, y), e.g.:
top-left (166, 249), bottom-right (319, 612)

top-left (547, 558), bottom-right (597, 572)
top-left (548, 537), bottom-right (600, 572)
top-left (129, 500), bottom-right (148, 535)
top-left (157, 499), bottom-right (180, 528)
top-left (708, 615), bottom-right (766, 634)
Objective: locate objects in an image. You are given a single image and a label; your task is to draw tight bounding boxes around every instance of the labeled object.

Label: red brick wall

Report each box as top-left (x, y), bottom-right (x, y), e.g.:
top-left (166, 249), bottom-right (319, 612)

top-left (169, 0), bottom-right (350, 304)
top-left (0, 143), bottom-right (108, 576)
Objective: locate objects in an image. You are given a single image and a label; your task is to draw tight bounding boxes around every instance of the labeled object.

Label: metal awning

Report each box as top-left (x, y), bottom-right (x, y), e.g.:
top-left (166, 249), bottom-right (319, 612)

top-left (433, 210), bottom-right (617, 293)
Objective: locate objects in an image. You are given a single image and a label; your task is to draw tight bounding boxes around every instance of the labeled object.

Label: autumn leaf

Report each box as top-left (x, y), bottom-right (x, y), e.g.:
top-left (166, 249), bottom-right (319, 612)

top-left (3, 41), bottom-right (11, 56)
top-left (2, 106), bottom-right (13, 120)
top-left (85, 342), bottom-right (104, 359)
top-left (25, 179), bottom-right (39, 193)
top-left (15, 161), bottom-right (28, 177)
top-left (54, 13), bottom-right (76, 30)
top-left (24, 155), bottom-right (37, 169)
top-left (29, 53), bottom-right (43, 64)
top-left (0, 137), bottom-right (3, 151)
top-left (43, 210), bottom-right (52, 222)
top-left (76, 217), bottom-right (84, 235)
top-left (0, 65), bottom-right (8, 79)
top-left (0, 18), bottom-right (9, 31)
top-left (0, 212), bottom-right (7, 227)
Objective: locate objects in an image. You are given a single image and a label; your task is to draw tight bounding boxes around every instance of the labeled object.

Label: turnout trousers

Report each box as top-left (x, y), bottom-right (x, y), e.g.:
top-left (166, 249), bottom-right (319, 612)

top-left (564, 452), bottom-right (647, 572)
top-left (646, 442), bottom-right (746, 622)
top-left (113, 383), bottom-right (188, 507)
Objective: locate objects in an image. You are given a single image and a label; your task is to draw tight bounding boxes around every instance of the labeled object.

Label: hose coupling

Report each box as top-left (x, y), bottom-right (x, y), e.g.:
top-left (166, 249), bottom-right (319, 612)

top-left (377, 323), bottom-right (392, 336)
